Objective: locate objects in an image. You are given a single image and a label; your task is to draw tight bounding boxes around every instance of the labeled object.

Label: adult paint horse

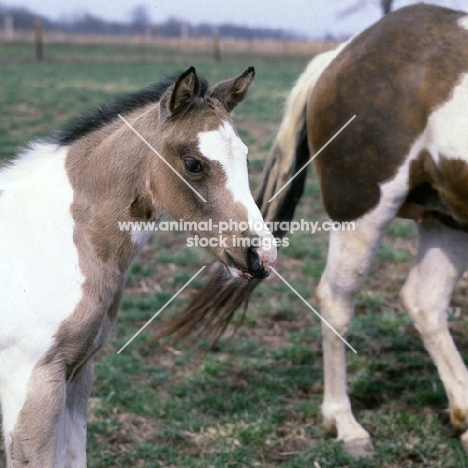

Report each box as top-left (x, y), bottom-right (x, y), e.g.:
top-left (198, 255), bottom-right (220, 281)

top-left (155, 5), bottom-right (468, 457)
top-left (0, 67), bottom-right (277, 467)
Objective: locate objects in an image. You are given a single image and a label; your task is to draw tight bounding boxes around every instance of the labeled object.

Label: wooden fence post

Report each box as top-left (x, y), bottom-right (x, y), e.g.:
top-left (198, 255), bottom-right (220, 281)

top-left (180, 22), bottom-right (189, 53)
top-left (213, 27), bottom-right (220, 63)
top-left (4, 14), bottom-right (14, 42)
top-left (34, 19), bottom-right (43, 62)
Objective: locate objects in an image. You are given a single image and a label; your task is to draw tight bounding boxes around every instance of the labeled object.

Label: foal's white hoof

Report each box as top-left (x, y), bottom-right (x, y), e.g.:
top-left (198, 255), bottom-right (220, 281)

top-left (341, 438), bottom-right (375, 458)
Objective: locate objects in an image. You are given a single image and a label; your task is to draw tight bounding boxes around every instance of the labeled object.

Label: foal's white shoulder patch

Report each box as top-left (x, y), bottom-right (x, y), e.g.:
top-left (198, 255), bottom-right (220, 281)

top-left (0, 142), bottom-right (84, 357)
top-left (458, 15), bottom-right (468, 31)
top-left (0, 142), bottom-right (59, 189)
top-left (424, 73), bottom-right (468, 164)
top-left (198, 121), bottom-right (263, 223)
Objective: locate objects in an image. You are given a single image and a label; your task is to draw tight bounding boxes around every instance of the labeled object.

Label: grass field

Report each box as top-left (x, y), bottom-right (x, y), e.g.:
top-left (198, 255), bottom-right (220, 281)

top-left (1, 41), bottom-right (468, 468)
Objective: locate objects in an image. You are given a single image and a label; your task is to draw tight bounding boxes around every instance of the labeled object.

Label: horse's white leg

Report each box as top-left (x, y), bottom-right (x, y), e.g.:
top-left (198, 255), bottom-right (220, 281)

top-left (56, 360), bottom-right (93, 468)
top-left (0, 352), bottom-right (66, 467)
top-left (400, 221), bottom-right (468, 450)
top-left (317, 212), bottom-right (394, 456)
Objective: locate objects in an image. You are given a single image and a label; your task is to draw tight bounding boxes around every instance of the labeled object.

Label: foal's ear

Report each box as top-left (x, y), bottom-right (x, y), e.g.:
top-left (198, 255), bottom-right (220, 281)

top-left (163, 66), bottom-right (199, 118)
top-left (209, 67), bottom-right (255, 112)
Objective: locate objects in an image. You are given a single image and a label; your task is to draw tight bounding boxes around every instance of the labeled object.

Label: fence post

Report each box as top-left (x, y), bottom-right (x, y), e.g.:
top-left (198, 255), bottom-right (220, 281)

top-left (138, 26), bottom-right (147, 62)
top-left (4, 14), bottom-right (14, 42)
top-left (180, 22), bottom-right (189, 53)
top-left (34, 18), bottom-right (43, 62)
top-left (213, 26), bottom-right (220, 63)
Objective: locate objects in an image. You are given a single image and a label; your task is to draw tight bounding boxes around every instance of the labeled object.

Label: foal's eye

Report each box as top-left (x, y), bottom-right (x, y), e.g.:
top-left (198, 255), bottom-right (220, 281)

top-left (184, 157), bottom-right (203, 174)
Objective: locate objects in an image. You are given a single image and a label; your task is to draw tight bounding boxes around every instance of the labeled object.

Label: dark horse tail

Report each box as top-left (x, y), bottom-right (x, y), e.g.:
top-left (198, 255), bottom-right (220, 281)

top-left (153, 51), bottom-right (337, 346)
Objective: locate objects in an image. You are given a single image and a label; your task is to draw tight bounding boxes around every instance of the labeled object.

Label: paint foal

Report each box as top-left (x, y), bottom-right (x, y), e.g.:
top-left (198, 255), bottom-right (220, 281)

top-left (157, 5), bottom-right (468, 457)
top-left (0, 67), bottom-right (276, 467)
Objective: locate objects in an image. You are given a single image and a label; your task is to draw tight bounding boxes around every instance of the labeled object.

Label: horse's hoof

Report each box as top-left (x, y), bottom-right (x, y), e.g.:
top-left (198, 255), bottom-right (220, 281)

top-left (341, 438), bottom-right (375, 458)
top-left (460, 430), bottom-right (468, 453)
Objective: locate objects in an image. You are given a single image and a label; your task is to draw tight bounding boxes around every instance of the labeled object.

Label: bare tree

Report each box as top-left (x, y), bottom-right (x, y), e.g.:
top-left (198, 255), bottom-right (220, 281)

top-left (131, 5), bottom-right (150, 61)
top-left (339, 0), bottom-right (461, 18)
top-left (131, 5), bottom-right (150, 32)
top-left (338, 0), bottom-right (394, 17)
top-left (381, 0), bottom-right (394, 14)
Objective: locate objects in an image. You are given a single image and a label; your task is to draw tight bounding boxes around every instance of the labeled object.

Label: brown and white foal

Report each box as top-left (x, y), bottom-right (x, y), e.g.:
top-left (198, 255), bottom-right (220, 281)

top-left (0, 67), bottom-right (276, 467)
top-left (161, 4), bottom-right (468, 457)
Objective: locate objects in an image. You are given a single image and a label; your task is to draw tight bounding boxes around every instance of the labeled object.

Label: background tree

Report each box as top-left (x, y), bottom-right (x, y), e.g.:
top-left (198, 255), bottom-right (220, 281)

top-left (339, 0), bottom-right (461, 18)
top-left (338, 0), bottom-right (394, 17)
top-left (131, 5), bottom-right (150, 33)
top-left (381, 0), bottom-right (394, 15)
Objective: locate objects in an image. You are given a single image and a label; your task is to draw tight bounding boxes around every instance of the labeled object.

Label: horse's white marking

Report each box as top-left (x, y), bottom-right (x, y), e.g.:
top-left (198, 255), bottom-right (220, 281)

top-left (198, 122), bottom-right (276, 254)
top-left (0, 143), bottom-right (84, 448)
top-left (381, 133), bottom-right (429, 208)
top-left (425, 73), bottom-right (468, 163)
top-left (198, 122), bottom-right (261, 219)
top-left (198, 122), bottom-right (276, 263)
top-left (458, 15), bottom-right (468, 31)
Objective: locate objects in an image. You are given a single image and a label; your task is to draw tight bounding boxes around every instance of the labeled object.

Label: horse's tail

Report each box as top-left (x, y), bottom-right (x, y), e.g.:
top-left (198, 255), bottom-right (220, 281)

top-left (255, 50), bottom-right (339, 233)
top-left (153, 50), bottom-right (338, 347)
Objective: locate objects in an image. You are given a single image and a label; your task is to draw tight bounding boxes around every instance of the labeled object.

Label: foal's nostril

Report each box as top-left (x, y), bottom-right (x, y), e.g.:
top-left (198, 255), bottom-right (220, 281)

top-left (245, 246), bottom-right (262, 276)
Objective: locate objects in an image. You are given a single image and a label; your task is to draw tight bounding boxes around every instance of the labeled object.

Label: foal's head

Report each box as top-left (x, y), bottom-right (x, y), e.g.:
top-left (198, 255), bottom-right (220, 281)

top-left (147, 67), bottom-right (277, 279)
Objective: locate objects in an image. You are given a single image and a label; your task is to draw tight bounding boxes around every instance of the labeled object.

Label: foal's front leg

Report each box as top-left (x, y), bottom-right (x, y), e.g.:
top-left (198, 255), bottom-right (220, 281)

top-left (3, 357), bottom-right (92, 468)
top-left (2, 355), bottom-right (66, 467)
top-left (400, 221), bottom-right (468, 450)
top-left (58, 360), bottom-right (94, 467)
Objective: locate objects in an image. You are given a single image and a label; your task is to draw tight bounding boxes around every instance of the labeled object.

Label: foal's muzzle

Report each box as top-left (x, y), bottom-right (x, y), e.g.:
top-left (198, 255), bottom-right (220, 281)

top-left (245, 246), bottom-right (270, 279)
top-left (226, 245), bottom-right (276, 280)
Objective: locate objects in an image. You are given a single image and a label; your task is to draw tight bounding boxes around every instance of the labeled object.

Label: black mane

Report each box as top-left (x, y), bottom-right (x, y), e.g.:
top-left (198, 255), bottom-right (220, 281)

top-left (53, 71), bottom-right (209, 146)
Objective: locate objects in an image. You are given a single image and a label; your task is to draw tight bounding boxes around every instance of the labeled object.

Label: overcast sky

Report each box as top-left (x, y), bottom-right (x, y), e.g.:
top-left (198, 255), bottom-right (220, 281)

top-left (4, 0), bottom-right (467, 38)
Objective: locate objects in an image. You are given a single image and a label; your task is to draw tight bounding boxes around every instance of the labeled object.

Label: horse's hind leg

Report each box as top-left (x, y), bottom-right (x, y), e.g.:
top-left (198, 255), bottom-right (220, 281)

top-left (400, 221), bottom-right (468, 450)
top-left (318, 230), bottom-right (380, 456)
top-left (316, 205), bottom-right (398, 456)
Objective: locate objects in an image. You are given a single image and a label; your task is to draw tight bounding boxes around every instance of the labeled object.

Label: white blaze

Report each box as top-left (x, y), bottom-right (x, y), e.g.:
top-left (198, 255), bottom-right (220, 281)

top-left (197, 121), bottom-right (276, 259)
top-left (198, 122), bottom-right (266, 227)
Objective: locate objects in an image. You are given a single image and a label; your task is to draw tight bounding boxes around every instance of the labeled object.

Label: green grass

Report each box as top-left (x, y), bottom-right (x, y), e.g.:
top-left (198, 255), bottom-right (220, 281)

top-left (376, 243), bottom-right (410, 263)
top-left (2, 41), bottom-right (468, 468)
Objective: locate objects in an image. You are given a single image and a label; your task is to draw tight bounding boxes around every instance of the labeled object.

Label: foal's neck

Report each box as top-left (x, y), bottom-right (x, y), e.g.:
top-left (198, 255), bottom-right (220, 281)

top-left (65, 105), bottom-right (164, 269)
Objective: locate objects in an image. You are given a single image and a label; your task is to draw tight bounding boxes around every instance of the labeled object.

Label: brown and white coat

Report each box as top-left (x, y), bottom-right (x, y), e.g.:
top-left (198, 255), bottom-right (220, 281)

top-left (0, 67), bottom-right (276, 467)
